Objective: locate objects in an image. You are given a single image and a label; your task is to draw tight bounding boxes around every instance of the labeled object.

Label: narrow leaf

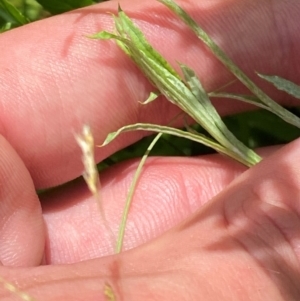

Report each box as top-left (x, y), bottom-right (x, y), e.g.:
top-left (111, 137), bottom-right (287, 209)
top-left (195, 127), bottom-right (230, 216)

top-left (142, 91), bottom-right (160, 104)
top-left (257, 73), bottom-right (300, 99)
top-left (0, 22), bottom-right (11, 32)
top-left (0, 0), bottom-right (29, 25)
top-left (99, 123), bottom-right (261, 167)
top-left (89, 31), bottom-right (123, 41)
top-left (209, 92), bottom-right (270, 111)
top-left (115, 131), bottom-right (163, 253)
top-left (180, 64), bottom-right (261, 165)
top-left (93, 7), bottom-right (261, 166)
top-left (158, 0), bottom-right (300, 128)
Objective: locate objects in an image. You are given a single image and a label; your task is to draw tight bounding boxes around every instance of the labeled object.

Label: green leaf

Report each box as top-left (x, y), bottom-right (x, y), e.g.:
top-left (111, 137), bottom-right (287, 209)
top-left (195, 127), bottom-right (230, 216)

top-left (257, 73), bottom-right (300, 99)
top-left (158, 0), bottom-right (300, 129)
top-left (142, 91), bottom-right (160, 104)
top-left (0, 22), bottom-right (11, 32)
top-left (35, 0), bottom-right (95, 15)
top-left (209, 92), bottom-right (270, 110)
top-left (93, 7), bottom-right (261, 167)
top-left (0, 0), bottom-right (29, 26)
top-left (115, 131), bottom-right (163, 253)
top-left (99, 122), bottom-right (260, 166)
top-left (180, 64), bottom-right (258, 161)
top-left (89, 31), bottom-right (124, 41)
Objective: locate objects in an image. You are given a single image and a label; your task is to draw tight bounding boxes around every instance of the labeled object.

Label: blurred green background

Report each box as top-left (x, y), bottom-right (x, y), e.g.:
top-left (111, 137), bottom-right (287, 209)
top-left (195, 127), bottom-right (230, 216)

top-left (0, 0), bottom-right (108, 30)
top-left (1, 0), bottom-right (300, 172)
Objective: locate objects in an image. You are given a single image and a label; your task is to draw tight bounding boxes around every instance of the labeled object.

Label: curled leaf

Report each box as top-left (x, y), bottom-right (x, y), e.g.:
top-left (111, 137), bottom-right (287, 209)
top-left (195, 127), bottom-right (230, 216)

top-left (99, 122), bottom-right (260, 167)
top-left (92, 7), bottom-right (261, 167)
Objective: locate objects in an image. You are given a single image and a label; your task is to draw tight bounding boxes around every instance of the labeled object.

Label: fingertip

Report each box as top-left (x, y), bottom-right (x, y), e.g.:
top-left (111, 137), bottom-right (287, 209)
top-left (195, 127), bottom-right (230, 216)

top-left (0, 136), bottom-right (45, 266)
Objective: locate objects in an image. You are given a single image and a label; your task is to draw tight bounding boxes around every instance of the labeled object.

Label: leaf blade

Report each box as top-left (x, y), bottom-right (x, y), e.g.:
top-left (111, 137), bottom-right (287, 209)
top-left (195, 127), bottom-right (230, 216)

top-left (257, 73), bottom-right (300, 99)
top-left (0, 0), bottom-right (29, 26)
top-left (158, 0), bottom-right (300, 128)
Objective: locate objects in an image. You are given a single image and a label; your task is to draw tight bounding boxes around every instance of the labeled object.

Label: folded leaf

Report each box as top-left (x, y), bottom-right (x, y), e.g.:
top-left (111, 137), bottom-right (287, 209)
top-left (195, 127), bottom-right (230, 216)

top-left (92, 7), bottom-right (261, 167)
top-left (158, 0), bottom-right (300, 128)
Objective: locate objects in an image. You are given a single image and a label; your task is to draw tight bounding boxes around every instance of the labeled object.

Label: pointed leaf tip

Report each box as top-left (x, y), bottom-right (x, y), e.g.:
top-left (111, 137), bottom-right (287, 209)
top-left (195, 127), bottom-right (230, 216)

top-left (257, 73), bottom-right (300, 99)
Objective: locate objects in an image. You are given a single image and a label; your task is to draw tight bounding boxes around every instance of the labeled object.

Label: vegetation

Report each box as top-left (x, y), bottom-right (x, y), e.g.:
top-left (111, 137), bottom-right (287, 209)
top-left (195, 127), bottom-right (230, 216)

top-left (1, 0), bottom-right (300, 300)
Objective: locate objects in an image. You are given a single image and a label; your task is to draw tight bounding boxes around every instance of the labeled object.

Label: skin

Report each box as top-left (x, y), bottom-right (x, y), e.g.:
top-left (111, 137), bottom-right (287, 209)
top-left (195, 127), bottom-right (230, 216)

top-left (0, 0), bottom-right (300, 299)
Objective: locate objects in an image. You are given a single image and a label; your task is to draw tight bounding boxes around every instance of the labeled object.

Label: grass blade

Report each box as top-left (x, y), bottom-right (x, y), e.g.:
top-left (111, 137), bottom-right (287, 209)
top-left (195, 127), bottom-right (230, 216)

top-left (0, 0), bottom-right (29, 26)
top-left (114, 131), bottom-right (163, 253)
top-left (91, 7), bottom-right (261, 166)
top-left (100, 123), bottom-right (258, 167)
top-left (158, 0), bottom-right (300, 128)
top-left (209, 92), bottom-right (270, 111)
top-left (257, 73), bottom-right (300, 99)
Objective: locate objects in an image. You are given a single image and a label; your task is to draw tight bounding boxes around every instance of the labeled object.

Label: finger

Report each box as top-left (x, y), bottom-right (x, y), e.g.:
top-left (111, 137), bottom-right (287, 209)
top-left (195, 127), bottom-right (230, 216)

top-left (0, 0), bottom-right (299, 188)
top-left (41, 146), bottom-right (278, 264)
top-left (0, 136), bottom-right (44, 267)
top-left (0, 143), bottom-right (297, 300)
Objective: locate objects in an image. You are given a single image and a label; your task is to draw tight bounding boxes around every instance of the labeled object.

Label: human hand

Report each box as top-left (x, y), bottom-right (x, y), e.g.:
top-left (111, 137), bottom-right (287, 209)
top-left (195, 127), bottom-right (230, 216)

top-left (0, 0), bottom-right (300, 300)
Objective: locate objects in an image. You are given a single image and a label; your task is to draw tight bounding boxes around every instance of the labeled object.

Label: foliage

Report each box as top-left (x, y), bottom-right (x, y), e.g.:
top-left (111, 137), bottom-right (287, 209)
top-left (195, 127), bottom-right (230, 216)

top-left (1, 0), bottom-right (300, 298)
top-left (35, 0), bottom-right (94, 15)
top-left (0, 0), bottom-right (108, 30)
top-left (0, 0), bottom-right (29, 30)
top-left (92, 1), bottom-right (300, 252)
